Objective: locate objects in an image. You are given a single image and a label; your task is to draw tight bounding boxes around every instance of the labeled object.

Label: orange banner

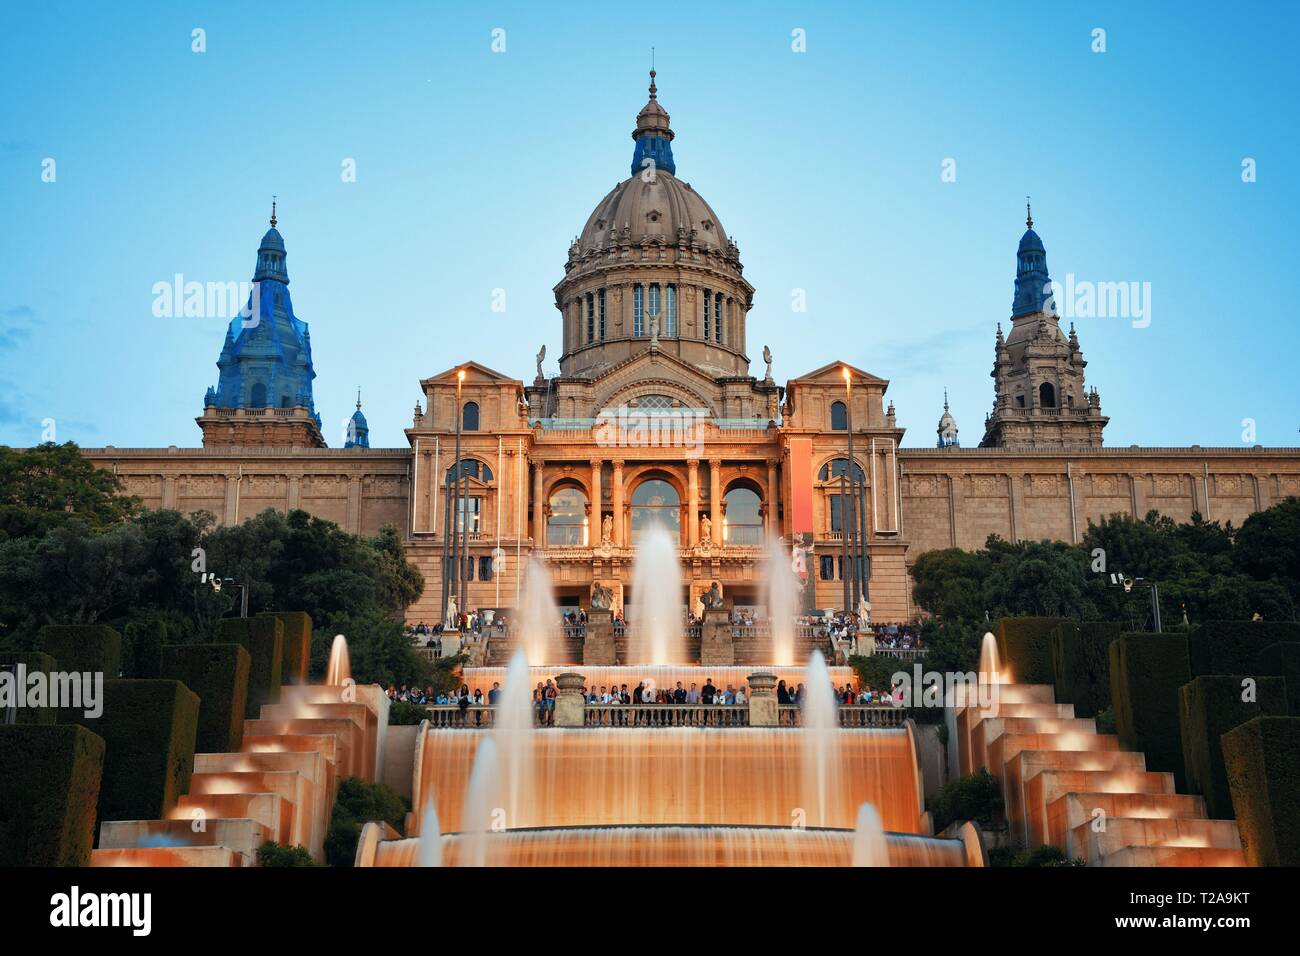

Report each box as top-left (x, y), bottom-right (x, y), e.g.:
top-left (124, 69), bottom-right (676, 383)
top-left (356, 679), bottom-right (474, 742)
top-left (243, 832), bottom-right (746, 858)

top-left (789, 438), bottom-right (814, 534)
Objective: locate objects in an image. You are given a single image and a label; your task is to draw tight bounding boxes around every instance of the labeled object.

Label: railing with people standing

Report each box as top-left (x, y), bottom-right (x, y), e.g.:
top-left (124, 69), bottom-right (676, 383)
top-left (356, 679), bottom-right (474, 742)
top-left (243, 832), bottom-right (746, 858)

top-left (583, 703), bottom-right (749, 727)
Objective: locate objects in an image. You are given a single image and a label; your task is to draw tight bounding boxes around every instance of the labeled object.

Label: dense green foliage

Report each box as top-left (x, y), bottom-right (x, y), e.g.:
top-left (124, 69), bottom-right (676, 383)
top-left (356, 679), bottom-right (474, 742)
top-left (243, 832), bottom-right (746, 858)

top-left (0, 724), bottom-right (105, 865)
top-left (1257, 641), bottom-right (1300, 716)
top-left (1222, 716), bottom-right (1300, 866)
top-left (848, 653), bottom-right (902, 691)
top-left (0, 442), bottom-right (428, 687)
top-left (1187, 621), bottom-right (1300, 676)
top-left (37, 624), bottom-right (122, 676)
top-left (1049, 621), bottom-right (1118, 717)
top-left (160, 643), bottom-right (250, 753)
top-left (0, 651), bottom-right (57, 724)
top-left (324, 776), bottom-right (409, 867)
top-left (219, 616), bottom-right (283, 718)
top-left (1179, 675), bottom-right (1288, 819)
top-left (257, 841), bottom-right (318, 867)
top-left (909, 504), bottom-right (1300, 641)
top-left (927, 768), bottom-right (1003, 833)
top-left (388, 701), bottom-right (432, 725)
top-left (1110, 633), bottom-right (1191, 788)
top-left (988, 844), bottom-right (1084, 867)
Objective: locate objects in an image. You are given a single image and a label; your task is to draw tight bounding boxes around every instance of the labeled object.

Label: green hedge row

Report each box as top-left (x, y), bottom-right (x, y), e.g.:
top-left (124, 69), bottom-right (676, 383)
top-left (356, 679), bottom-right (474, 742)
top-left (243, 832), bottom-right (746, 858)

top-left (0, 652), bottom-right (58, 725)
top-left (161, 643), bottom-right (250, 754)
top-left (996, 617), bottom-right (1069, 685)
top-left (0, 724), bottom-right (105, 866)
top-left (61, 679), bottom-right (199, 825)
top-left (1223, 716), bottom-right (1300, 866)
top-left (1110, 632), bottom-right (1191, 788)
top-left (218, 617), bottom-right (283, 719)
top-left (1179, 675), bottom-right (1288, 819)
top-left (1188, 621), bottom-right (1300, 677)
top-left (122, 619), bottom-right (165, 679)
top-left (37, 624), bottom-right (121, 677)
top-left (1049, 621), bottom-right (1118, 718)
top-left (257, 611), bottom-right (311, 684)
top-left (1255, 641), bottom-right (1300, 717)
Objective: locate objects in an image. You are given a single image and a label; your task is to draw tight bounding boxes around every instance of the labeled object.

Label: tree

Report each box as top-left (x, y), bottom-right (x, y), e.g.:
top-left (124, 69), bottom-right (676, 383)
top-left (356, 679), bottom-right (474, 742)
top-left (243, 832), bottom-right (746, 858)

top-left (0, 443), bottom-right (138, 541)
top-left (1234, 496), bottom-right (1300, 604)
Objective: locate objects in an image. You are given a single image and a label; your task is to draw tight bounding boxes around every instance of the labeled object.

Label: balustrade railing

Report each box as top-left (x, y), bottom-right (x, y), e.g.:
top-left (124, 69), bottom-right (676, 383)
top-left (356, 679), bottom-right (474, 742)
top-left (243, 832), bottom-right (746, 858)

top-left (583, 704), bottom-right (749, 727)
top-left (776, 704), bottom-right (907, 728)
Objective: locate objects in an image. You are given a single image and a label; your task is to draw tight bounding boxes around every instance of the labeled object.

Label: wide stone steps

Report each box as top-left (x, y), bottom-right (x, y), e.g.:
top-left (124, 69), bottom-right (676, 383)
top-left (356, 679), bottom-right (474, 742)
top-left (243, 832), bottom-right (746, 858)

top-left (89, 684), bottom-right (388, 867)
top-left (958, 680), bottom-right (1246, 867)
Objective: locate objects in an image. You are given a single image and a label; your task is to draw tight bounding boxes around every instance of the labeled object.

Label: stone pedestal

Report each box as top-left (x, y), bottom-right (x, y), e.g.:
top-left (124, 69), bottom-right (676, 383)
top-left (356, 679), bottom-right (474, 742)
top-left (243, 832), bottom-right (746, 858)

top-left (747, 672), bottom-right (778, 727)
top-left (555, 673), bottom-right (587, 728)
top-left (700, 608), bottom-right (734, 666)
top-left (583, 610), bottom-right (616, 665)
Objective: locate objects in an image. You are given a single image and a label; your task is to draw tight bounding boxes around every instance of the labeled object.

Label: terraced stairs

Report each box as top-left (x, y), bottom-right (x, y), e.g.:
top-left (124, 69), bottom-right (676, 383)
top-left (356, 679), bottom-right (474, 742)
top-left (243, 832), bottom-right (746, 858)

top-left (90, 684), bottom-right (389, 867)
top-left (954, 680), bottom-right (1246, 866)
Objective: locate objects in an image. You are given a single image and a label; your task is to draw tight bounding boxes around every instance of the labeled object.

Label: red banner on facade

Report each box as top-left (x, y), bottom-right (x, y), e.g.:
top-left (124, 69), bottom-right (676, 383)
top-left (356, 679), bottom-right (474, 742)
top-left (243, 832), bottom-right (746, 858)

top-left (789, 438), bottom-right (814, 533)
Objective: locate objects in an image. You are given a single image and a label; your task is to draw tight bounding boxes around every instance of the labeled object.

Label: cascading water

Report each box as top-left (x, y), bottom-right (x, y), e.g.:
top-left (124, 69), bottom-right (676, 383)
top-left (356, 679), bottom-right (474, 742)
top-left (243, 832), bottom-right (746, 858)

top-left (764, 535), bottom-right (797, 666)
top-left (801, 650), bottom-right (841, 829)
top-left (496, 650), bottom-right (535, 829)
top-left (629, 525), bottom-right (685, 664)
top-left (518, 556), bottom-right (559, 665)
top-left (326, 634), bottom-right (350, 686)
top-left (416, 794), bottom-right (442, 867)
top-left (460, 737), bottom-right (500, 867)
top-left (851, 803), bottom-right (890, 866)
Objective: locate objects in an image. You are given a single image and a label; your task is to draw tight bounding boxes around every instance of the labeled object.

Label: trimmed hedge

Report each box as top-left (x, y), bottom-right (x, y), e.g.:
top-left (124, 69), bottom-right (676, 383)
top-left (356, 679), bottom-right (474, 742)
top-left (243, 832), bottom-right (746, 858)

top-left (0, 724), bottom-right (105, 866)
top-left (995, 617), bottom-right (1069, 685)
top-left (1222, 716), bottom-right (1300, 866)
top-left (257, 611), bottom-right (312, 684)
top-left (218, 617), bottom-right (283, 719)
top-left (1256, 641), bottom-right (1300, 716)
top-left (122, 619), bottom-right (165, 679)
top-left (1049, 621), bottom-right (1118, 718)
top-left (161, 643), bottom-right (250, 753)
top-left (1188, 621), bottom-right (1300, 677)
top-left (37, 624), bottom-right (122, 677)
top-left (0, 652), bottom-right (58, 725)
top-left (1179, 675), bottom-right (1288, 819)
top-left (61, 679), bottom-right (199, 824)
top-left (1110, 631), bottom-right (1191, 788)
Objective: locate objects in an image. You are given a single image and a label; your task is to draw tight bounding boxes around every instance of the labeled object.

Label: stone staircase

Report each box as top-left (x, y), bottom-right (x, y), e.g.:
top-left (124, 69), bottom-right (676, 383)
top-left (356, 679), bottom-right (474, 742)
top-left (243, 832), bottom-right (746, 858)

top-left (90, 684), bottom-right (389, 867)
top-left (955, 680), bottom-right (1247, 867)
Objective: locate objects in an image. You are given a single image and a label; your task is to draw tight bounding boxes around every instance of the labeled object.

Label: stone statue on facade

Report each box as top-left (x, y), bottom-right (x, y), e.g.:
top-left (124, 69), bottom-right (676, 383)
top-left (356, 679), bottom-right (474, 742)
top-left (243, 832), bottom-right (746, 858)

top-left (591, 582), bottom-right (614, 611)
top-left (763, 345), bottom-right (773, 381)
top-left (700, 514), bottom-right (712, 542)
top-left (444, 596), bottom-right (458, 631)
top-left (649, 312), bottom-right (660, 349)
top-left (601, 513), bottom-right (613, 544)
top-left (701, 581), bottom-right (724, 610)
top-left (535, 344), bottom-right (546, 381)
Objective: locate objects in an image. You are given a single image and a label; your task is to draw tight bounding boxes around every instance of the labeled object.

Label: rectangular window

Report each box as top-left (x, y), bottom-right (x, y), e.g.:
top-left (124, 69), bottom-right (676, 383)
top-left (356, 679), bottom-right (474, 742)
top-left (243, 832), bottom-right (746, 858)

top-left (648, 284), bottom-right (660, 333)
top-left (665, 285), bottom-right (677, 336)
top-left (598, 289), bottom-right (606, 339)
top-left (586, 294), bottom-right (594, 343)
top-left (715, 295), bottom-right (723, 343)
top-left (819, 555), bottom-right (836, 580)
top-left (829, 494), bottom-right (849, 533)
top-left (478, 556), bottom-right (493, 581)
top-left (634, 285), bottom-right (644, 336)
top-left (703, 290), bottom-right (712, 341)
top-left (456, 497), bottom-right (482, 534)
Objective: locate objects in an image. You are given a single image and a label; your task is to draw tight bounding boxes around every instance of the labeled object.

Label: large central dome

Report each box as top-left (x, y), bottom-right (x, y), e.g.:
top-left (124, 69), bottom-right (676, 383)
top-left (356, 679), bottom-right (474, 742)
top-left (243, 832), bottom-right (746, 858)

top-left (555, 71), bottom-right (755, 381)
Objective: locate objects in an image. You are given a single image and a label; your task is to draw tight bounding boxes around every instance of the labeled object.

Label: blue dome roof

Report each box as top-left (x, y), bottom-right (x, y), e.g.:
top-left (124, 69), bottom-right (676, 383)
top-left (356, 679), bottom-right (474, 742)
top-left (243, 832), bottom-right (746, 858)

top-left (350, 408), bottom-right (368, 427)
top-left (1018, 228), bottom-right (1045, 253)
top-left (259, 227), bottom-right (285, 252)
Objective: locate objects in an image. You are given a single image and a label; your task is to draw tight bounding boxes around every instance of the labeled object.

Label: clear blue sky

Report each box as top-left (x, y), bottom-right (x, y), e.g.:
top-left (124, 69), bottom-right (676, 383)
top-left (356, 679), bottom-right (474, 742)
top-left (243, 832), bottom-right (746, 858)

top-left (2, 0), bottom-right (1296, 449)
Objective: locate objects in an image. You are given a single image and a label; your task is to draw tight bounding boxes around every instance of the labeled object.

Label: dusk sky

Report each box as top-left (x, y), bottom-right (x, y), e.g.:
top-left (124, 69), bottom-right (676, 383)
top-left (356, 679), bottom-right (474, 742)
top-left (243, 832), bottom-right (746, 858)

top-left (2, 1), bottom-right (1296, 449)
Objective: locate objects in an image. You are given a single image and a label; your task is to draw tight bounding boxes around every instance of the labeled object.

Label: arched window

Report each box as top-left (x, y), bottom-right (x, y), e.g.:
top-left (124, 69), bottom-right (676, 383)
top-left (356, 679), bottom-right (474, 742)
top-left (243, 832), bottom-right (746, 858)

top-left (648, 284), bottom-right (661, 334)
top-left (665, 285), bottom-right (677, 336)
top-left (250, 382), bottom-right (267, 407)
top-left (636, 394), bottom-right (674, 411)
top-left (714, 294), bottom-right (724, 343)
top-left (817, 458), bottom-right (865, 483)
top-left (280, 394), bottom-right (291, 408)
top-left (447, 459), bottom-right (492, 482)
top-left (547, 486), bottom-right (588, 546)
top-left (703, 290), bottom-right (712, 341)
top-left (462, 401), bottom-right (479, 430)
top-left (830, 401), bottom-right (847, 430)
top-left (598, 288), bottom-right (606, 339)
top-left (631, 478), bottom-right (680, 543)
top-left (585, 294), bottom-right (595, 343)
top-left (633, 285), bottom-right (645, 336)
top-left (1039, 383), bottom-right (1056, 408)
top-left (723, 486), bottom-right (763, 546)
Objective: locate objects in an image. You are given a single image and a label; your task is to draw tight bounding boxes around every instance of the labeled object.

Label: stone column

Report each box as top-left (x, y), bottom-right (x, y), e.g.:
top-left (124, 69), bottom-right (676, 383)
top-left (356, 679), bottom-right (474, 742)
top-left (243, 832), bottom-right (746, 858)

top-left (747, 672), bottom-right (778, 727)
top-left (347, 475), bottom-right (362, 533)
top-left (223, 474), bottom-right (240, 527)
top-left (590, 458), bottom-right (603, 535)
top-left (709, 459), bottom-right (722, 546)
top-left (765, 459), bottom-right (778, 536)
top-left (532, 459), bottom-right (544, 546)
top-left (554, 672), bottom-right (587, 727)
top-left (612, 459), bottom-right (626, 546)
top-left (687, 459), bottom-right (700, 546)
top-left (162, 475), bottom-right (178, 510)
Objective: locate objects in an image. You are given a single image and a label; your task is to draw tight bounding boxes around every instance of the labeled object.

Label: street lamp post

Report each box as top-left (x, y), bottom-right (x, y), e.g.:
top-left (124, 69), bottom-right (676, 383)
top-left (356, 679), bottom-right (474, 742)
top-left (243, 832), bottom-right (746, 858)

top-left (843, 368), bottom-right (868, 614)
top-left (453, 369), bottom-right (466, 629)
top-left (1111, 573), bottom-right (1162, 633)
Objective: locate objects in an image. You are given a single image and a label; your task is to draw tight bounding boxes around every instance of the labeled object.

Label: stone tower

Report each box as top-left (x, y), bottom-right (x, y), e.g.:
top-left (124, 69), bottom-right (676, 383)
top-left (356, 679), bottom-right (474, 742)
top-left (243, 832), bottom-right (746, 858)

top-left (197, 204), bottom-right (325, 448)
top-left (936, 389), bottom-right (959, 448)
top-left (980, 206), bottom-right (1107, 448)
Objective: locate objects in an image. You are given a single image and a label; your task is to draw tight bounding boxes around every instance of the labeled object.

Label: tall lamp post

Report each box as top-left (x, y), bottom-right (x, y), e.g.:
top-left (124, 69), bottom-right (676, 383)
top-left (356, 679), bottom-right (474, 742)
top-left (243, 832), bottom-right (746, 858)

top-left (1111, 572), bottom-right (1162, 633)
top-left (454, 368), bottom-right (466, 629)
top-left (842, 367), bottom-right (869, 616)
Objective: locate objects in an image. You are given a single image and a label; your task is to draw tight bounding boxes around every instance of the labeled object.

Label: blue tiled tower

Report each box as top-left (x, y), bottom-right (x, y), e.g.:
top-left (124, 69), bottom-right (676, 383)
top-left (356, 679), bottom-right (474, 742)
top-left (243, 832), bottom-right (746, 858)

top-left (197, 203), bottom-right (326, 447)
top-left (345, 390), bottom-right (370, 448)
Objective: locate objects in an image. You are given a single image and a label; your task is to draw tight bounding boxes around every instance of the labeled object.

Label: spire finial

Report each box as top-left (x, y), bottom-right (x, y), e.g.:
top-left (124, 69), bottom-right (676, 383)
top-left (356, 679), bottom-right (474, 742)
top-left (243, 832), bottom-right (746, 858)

top-left (1025, 196), bottom-right (1032, 230)
top-left (356, 387), bottom-right (362, 411)
top-left (944, 387), bottom-right (950, 411)
top-left (270, 195), bottom-right (278, 228)
top-left (649, 49), bottom-right (657, 100)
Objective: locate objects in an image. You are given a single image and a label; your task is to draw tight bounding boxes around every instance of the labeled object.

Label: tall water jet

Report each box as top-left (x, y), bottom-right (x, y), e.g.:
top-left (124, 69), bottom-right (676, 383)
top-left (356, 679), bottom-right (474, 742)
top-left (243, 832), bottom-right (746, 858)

top-left (851, 803), bottom-right (890, 866)
top-left (802, 650), bottom-right (841, 828)
top-left (518, 555), bottom-right (559, 665)
top-left (460, 736), bottom-right (500, 867)
top-left (416, 794), bottom-right (442, 867)
top-left (495, 650), bottom-right (535, 829)
top-left (629, 524), bottom-right (685, 664)
top-left (764, 535), bottom-right (797, 666)
top-left (326, 634), bottom-right (351, 685)
top-left (978, 631), bottom-right (1002, 714)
